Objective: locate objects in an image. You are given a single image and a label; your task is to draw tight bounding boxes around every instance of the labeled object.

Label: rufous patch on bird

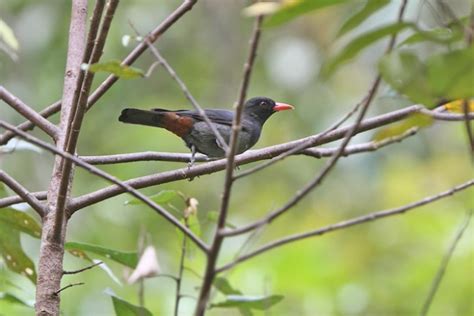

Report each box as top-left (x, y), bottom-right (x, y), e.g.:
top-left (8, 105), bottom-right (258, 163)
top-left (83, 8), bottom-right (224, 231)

top-left (161, 112), bottom-right (194, 137)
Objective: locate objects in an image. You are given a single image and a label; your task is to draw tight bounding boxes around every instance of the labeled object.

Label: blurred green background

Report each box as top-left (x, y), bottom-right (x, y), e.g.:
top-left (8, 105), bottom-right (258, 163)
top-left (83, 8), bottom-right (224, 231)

top-left (1, 0), bottom-right (473, 315)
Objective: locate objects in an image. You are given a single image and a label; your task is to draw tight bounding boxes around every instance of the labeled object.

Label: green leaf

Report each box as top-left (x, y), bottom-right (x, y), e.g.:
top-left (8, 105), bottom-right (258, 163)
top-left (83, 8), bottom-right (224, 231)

top-left (85, 60), bottom-right (144, 79)
top-left (265, 0), bottom-right (351, 27)
top-left (0, 292), bottom-right (33, 308)
top-left (124, 190), bottom-right (179, 206)
top-left (337, 0), bottom-right (390, 37)
top-left (211, 294), bottom-right (284, 311)
top-left (65, 242), bottom-right (139, 268)
top-left (379, 48), bottom-right (474, 107)
top-left (214, 277), bottom-right (242, 295)
top-left (373, 113), bottom-right (433, 142)
top-left (0, 208), bottom-right (41, 239)
top-left (323, 21), bottom-right (413, 76)
top-left (0, 226), bottom-right (37, 283)
top-left (0, 19), bottom-right (19, 51)
top-left (109, 294), bottom-right (153, 316)
top-left (427, 47), bottom-right (474, 102)
top-left (398, 27), bottom-right (463, 47)
top-left (379, 51), bottom-right (436, 105)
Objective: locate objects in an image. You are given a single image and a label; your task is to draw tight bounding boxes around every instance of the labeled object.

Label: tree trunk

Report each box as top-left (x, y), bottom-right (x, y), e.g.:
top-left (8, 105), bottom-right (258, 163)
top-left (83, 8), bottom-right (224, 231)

top-left (34, 1), bottom-right (87, 314)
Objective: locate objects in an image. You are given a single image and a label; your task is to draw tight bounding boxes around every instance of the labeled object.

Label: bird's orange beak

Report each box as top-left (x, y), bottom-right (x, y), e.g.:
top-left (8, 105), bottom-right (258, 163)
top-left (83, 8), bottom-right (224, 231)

top-left (273, 102), bottom-right (295, 111)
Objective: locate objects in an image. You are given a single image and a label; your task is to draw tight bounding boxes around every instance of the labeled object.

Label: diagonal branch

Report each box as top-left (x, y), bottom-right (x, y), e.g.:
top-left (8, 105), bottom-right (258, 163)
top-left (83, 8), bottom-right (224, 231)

top-left (216, 179), bottom-right (474, 273)
top-left (0, 86), bottom-right (59, 140)
top-left (195, 14), bottom-right (264, 316)
top-left (234, 93), bottom-right (367, 180)
top-left (420, 210), bottom-right (472, 316)
top-left (462, 99), bottom-right (474, 158)
top-left (222, 0), bottom-right (408, 237)
top-left (0, 120), bottom-right (208, 252)
top-left (0, 0), bottom-right (199, 146)
top-left (0, 191), bottom-right (47, 209)
top-left (139, 38), bottom-right (228, 150)
top-left (0, 170), bottom-right (46, 217)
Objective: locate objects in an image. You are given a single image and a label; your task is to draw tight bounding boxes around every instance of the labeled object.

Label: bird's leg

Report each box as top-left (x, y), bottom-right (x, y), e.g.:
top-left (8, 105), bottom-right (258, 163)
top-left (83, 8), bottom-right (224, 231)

top-left (188, 145), bottom-right (196, 170)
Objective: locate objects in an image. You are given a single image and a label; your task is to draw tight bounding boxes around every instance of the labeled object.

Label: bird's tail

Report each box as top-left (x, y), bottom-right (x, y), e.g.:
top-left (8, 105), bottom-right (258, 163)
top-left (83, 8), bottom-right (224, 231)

top-left (118, 108), bottom-right (166, 128)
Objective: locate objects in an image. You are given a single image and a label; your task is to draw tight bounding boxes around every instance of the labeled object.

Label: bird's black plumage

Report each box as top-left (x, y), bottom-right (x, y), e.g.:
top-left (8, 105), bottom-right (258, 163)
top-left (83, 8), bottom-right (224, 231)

top-left (118, 97), bottom-right (294, 157)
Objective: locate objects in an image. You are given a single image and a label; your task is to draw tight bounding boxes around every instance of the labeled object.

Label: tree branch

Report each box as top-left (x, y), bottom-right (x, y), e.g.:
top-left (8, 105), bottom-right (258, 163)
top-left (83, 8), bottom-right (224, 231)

top-left (0, 191), bottom-right (47, 209)
top-left (420, 210), bottom-right (472, 316)
top-left (299, 127), bottom-right (417, 159)
top-left (53, 282), bottom-right (84, 295)
top-left (36, 1), bottom-right (88, 314)
top-left (0, 0), bottom-right (199, 146)
top-left (0, 131), bottom-right (415, 216)
top-left (78, 129), bottom-right (416, 165)
top-left (462, 99), bottom-right (474, 158)
top-left (0, 130), bottom-right (415, 214)
top-left (0, 120), bottom-right (208, 253)
top-left (195, 15), bottom-right (264, 316)
top-left (217, 179), bottom-right (474, 273)
top-left (68, 105), bottom-right (473, 212)
top-left (0, 170), bottom-right (46, 217)
top-left (63, 261), bottom-right (103, 275)
top-left (80, 151), bottom-right (210, 164)
top-left (52, 0), bottom-right (117, 242)
top-left (0, 86), bottom-right (59, 140)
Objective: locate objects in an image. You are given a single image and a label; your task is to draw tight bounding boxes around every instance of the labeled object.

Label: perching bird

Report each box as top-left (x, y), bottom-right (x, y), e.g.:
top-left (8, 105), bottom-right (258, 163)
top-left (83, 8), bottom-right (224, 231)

top-left (118, 97), bottom-right (294, 160)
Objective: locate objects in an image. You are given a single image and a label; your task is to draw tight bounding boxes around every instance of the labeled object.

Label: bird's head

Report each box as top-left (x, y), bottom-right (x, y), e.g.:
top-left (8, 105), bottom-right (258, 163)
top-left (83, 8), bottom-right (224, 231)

top-left (243, 97), bottom-right (294, 123)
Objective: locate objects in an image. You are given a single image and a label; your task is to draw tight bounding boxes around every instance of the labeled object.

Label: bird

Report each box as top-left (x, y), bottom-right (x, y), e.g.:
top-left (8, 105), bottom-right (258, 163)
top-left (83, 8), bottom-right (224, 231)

top-left (118, 96), bottom-right (294, 162)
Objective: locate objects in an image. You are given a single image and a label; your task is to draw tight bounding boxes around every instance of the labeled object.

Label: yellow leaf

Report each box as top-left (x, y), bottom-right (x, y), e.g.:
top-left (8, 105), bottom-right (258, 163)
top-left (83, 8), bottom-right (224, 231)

top-left (242, 2), bottom-right (281, 17)
top-left (443, 99), bottom-right (474, 113)
top-left (373, 113), bottom-right (433, 142)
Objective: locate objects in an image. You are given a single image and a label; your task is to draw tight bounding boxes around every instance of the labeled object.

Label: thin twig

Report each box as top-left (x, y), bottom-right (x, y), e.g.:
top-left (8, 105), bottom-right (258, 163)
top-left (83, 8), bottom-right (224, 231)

top-left (0, 102), bottom-right (60, 146)
top-left (0, 191), bottom-right (47, 209)
top-left (0, 86), bottom-right (59, 139)
top-left (301, 127), bottom-right (417, 158)
top-left (54, 282), bottom-right (85, 295)
top-left (63, 261), bottom-right (103, 275)
top-left (68, 105), bottom-right (474, 212)
top-left (0, 170), bottom-right (46, 217)
top-left (194, 15), bottom-right (264, 316)
top-left (0, 120), bottom-right (208, 253)
top-left (133, 28), bottom-right (228, 151)
top-left (0, 0), bottom-right (198, 146)
top-left (217, 179), bottom-right (474, 273)
top-left (420, 210), bottom-right (472, 316)
top-left (463, 99), bottom-right (474, 159)
top-left (174, 217), bottom-right (189, 316)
